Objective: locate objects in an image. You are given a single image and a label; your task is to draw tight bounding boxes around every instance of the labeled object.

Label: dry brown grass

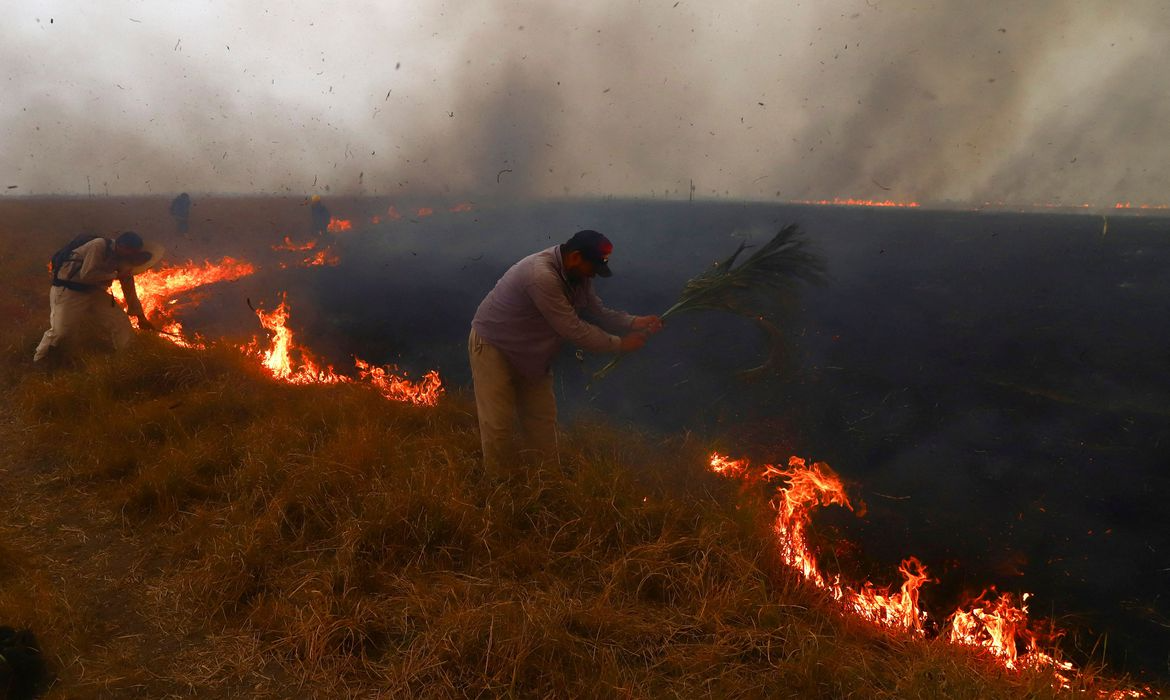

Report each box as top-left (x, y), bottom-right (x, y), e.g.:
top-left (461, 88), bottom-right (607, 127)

top-left (0, 197), bottom-right (1155, 698)
top-left (1, 333), bottom-right (1137, 698)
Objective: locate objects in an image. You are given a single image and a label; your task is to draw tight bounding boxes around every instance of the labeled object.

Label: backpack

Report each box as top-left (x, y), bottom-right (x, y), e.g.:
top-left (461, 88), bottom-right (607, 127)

top-left (49, 234), bottom-right (104, 292)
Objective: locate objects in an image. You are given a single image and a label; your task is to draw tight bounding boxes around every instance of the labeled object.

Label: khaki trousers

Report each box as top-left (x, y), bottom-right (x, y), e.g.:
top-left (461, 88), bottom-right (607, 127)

top-left (468, 328), bottom-right (559, 478)
top-left (33, 287), bottom-right (134, 362)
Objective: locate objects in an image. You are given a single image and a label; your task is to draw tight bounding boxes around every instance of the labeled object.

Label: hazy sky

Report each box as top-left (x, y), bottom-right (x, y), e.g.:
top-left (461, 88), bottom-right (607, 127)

top-left (4, 1), bottom-right (1169, 206)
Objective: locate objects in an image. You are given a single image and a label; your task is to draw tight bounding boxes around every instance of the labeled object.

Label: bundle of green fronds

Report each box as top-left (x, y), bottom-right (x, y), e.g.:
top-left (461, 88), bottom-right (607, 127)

top-left (593, 223), bottom-right (828, 382)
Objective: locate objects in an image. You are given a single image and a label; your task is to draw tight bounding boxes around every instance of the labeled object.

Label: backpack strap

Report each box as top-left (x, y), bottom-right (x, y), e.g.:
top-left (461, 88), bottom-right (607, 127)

top-left (51, 278), bottom-right (101, 292)
top-left (50, 237), bottom-right (108, 292)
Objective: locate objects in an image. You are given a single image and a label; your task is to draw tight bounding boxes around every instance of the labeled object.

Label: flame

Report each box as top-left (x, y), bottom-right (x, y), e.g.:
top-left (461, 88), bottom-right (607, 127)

top-left (114, 257), bottom-right (255, 322)
top-left (947, 590), bottom-right (1042, 668)
top-left (302, 248), bottom-right (340, 267)
top-left (158, 321), bottom-right (203, 349)
top-left (272, 236), bottom-right (317, 252)
top-left (269, 235), bottom-right (336, 266)
top-left (793, 198), bottom-right (920, 208)
top-left (355, 358), bottom-right (443, 406)
top-left (367, 202), bottom-right (474, 226)
top-left (247, 295), bottom-right (442, 406)
top-left (327, 217), bottom-right (353, 233)
top-left (247, 295), bottom-right (345, 385)
top-left (709, 453), bottom-right (928, 633)
top-left (1114, 202), bottom-right (1170, 210)
top-left (708, 453), bottom-right (749, 477)
top-left (705, 452), bottom-right (1151, 696)
top-left (112, 252), bottom-right (440, 406)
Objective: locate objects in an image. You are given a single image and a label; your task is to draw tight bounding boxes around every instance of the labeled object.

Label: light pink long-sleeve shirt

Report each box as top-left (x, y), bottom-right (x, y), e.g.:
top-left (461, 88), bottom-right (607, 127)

top-left (472, 245), bottom-right (634, 378)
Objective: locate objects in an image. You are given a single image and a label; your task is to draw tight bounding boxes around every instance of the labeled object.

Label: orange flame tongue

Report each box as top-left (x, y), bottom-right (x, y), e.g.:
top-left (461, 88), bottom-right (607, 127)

top-left (248, 294), bottom-right (344, 385)
top-left (302, 248), bottom-right (340, 267)
top-left (272, 236), bottom-right (317, 252)
top-left (354, 358), bottom-right (443, 406)
top-left (948, 590), bottom-right (1033, 666)
top-left (116, 257), bottom-right (255, 319)
top-left (849, 557), bottom-right (931, 633)
top-left (710, 453), bottom-right (929, 634)
top-left (112, 257), bottom-right (256, 347)
top-left (327, 217), bottom-right (352, 233)
top-left (247, 295), bottom-right (443, 406)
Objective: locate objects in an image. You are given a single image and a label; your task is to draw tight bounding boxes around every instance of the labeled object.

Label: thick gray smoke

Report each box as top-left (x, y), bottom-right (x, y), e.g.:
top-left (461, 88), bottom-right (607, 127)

top-left (3, 1), bottom-right (1169, 207)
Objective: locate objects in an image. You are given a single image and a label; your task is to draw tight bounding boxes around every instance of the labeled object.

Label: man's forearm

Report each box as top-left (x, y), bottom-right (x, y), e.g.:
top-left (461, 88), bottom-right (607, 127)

top-left (118, 277), bottom-right (146, 317)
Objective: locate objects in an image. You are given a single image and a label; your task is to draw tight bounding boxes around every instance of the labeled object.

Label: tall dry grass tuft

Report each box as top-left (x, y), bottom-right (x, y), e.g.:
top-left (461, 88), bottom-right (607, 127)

top-left (0, 316), bottom-right (1154, 696)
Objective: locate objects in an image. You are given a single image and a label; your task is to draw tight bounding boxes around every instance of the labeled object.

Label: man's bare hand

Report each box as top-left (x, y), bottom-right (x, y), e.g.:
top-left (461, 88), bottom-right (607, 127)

top-left (619, 331), bottom-right (647, 353)
top-left (631, 315), bottom-right (664, 334)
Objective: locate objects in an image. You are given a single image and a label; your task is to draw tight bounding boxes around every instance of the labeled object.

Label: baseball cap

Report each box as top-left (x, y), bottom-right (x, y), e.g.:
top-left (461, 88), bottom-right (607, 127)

top-left (564, 229), bottom-right (613, 277)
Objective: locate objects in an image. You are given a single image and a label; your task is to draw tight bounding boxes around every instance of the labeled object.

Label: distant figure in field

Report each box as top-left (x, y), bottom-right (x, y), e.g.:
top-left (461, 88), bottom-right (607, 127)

top-left (469, 230), bottom-right (663, 478)
top-left (33, 231), bottom-right (163, 363)
top-left (169, 192), bottom-right (191, 234)
top-left (309, 194), bottom-right (330, 236)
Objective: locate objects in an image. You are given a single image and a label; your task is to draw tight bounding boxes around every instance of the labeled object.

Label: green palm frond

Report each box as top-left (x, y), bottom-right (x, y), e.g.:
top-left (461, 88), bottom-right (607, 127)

top-left (592, 224), bottom-right (826, 384)
top-left (662, 223), bottom-right (826, 319)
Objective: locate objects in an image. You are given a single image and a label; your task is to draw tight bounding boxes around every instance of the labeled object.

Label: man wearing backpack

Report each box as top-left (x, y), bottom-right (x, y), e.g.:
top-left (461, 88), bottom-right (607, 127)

top-left (33, 231), bottom-right (162, 363)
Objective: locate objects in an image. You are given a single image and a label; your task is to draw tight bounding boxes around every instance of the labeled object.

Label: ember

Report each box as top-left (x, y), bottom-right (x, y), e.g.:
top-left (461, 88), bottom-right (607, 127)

top-left (271, 236), bottom-right (317, 252)
top-left (302, 248), bottom-right (340, 267)
top-left (327, 217), bottom-right (353, 233)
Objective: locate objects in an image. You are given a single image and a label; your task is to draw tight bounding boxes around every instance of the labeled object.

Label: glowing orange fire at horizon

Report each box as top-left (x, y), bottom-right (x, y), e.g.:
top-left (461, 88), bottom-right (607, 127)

top-left (796, 198), bottom-right (1170, 213)
top-left (306, 200), bottom-right (476, 233)
top-left (793, 198), bottom-right (921, 208)
top-left (1113, 202), bottom-right (1170, 210)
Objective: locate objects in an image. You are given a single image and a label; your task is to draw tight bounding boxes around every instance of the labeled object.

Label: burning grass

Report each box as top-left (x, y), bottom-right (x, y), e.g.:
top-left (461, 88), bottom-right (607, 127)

top-left (0, 331), bottom-right (1153, 697)
top-left (0, 196), bottom-right (1155, 696)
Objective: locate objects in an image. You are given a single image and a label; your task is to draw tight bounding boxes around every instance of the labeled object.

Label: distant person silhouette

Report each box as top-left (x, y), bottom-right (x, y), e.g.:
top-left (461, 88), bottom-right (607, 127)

top-left (309, 195), bottom-right (330, 236)
top-left (169, 192), bottom-right (191, 234)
